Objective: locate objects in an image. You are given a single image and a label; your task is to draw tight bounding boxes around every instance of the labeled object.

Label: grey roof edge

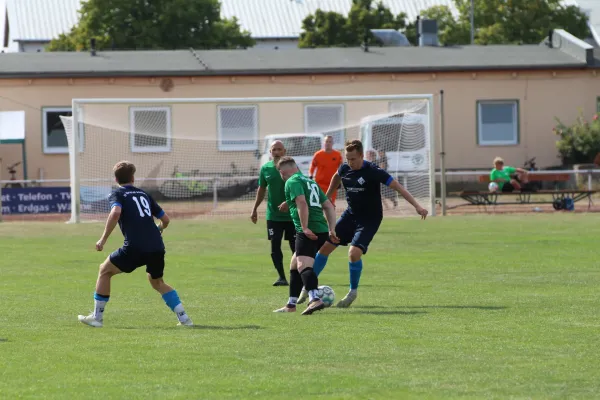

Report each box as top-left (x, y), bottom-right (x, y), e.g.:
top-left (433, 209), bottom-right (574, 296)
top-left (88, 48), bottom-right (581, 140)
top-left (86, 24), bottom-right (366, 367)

top-left (0, 63), bottom-right (591, 79)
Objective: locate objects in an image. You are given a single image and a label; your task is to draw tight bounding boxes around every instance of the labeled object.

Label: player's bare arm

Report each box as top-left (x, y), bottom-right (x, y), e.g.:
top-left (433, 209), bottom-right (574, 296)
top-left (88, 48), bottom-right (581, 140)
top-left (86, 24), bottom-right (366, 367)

top-left (250, 185), bottom-right (267, 224)
top-left (96, 206), bottom-right (121, 251)
top-left (322, 200), bottom-right (340, 243)
top-left (388, 180), bottom-right (428, 219)
top-left (326, 173), bottom-right (342, 199)
top-left (278, 201), bottom-right (289, 212)
top-left (157, 212), bottom-right (170, 233)
top-left (295, 195), bottom-right (317, 240)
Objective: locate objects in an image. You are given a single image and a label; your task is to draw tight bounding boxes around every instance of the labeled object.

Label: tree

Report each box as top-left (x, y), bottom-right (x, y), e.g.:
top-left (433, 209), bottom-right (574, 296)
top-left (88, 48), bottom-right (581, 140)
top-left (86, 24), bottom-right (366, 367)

top-left (420, 0), bottom-right (590, 46)
top-left (299, 0), bottom-right (409, 48)
top-left (555, 112), bottom-right (600, 166)
top-left (48, 0), bottom-right (254, 51)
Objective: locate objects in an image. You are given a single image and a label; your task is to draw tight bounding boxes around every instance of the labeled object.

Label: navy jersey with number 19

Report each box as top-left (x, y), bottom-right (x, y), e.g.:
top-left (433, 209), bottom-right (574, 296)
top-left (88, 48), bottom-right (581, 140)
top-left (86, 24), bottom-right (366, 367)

top-left (108, 185), bottom-right (165, 252)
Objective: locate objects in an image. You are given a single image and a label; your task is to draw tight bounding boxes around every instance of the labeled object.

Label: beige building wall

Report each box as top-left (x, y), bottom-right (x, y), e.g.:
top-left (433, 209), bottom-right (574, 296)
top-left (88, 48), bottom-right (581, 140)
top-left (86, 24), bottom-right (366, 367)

top-left (0, 69), bottom-right (598, 182)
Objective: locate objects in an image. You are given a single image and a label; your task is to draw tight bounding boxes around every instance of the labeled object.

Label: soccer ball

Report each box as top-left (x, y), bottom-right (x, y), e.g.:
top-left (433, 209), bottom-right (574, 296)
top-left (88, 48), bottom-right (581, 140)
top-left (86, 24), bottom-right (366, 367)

top-left (317, 285), bottom-right (335, 307)
top-left (488, 182), bottom-right (499, 192)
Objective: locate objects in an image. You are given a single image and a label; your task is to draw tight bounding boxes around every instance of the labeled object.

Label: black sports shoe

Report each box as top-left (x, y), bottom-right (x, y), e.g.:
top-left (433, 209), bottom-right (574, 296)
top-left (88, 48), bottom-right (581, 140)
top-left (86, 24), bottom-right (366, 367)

top-left (273, 278), bottom-right (289, 286)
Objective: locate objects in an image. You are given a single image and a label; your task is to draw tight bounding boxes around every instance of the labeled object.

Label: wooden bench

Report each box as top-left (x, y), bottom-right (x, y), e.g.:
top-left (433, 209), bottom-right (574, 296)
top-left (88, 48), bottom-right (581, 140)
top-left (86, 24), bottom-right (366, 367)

top-left (477, 173), bottom-right (570, 183)
top-left (451, 173), bottom-right (596, 210)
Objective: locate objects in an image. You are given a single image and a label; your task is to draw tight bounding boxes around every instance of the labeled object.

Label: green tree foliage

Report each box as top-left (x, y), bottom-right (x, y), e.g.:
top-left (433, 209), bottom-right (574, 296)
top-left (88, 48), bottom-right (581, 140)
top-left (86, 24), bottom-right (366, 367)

top-left (48, 0), bottom-right (254, 51)
top-left (299, 0), bottom-right (409, 48)
top-left (555, 112), bottom-right (600, 166)
top-left (426, 0), bottom-right (589, 45)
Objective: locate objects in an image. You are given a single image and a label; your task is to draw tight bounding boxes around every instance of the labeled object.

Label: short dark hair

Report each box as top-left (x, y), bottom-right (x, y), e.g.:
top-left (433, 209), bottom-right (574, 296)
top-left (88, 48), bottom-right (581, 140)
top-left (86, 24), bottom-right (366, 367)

top-left (345, 139), bottom-right (363, 154)
top-left (113, 161), bottom-right (136, 184)
top-left (276, 156), bottom-right (297, 170)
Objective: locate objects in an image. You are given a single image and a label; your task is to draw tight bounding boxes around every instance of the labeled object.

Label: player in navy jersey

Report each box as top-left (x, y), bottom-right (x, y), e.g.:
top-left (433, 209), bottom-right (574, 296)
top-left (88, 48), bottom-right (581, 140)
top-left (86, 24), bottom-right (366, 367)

top-left (77, 161), bottom-right (193, 327)
top-left (297, 140), bottom-right (428, 307)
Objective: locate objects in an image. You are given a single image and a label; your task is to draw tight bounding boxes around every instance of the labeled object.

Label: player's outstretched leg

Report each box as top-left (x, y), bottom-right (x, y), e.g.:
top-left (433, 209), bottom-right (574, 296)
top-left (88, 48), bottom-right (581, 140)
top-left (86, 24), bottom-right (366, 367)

top-left (149, 275), bottom-right (193, 326)
top-left (78, 258), bottom-right (121, 328)
top-left (274, 254), bottom-right (302, 312)
top-left (297, 242), bottom-right (337, 304)
top-left (337, 246), bottom-right (363, 308)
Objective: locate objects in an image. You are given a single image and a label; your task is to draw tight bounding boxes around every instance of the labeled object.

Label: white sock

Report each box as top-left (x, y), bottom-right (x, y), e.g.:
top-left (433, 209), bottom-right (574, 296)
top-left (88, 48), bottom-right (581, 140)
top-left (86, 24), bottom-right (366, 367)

top-left (93, 300), bottom-right (107, 321)
top-left (173, 303), bottom-right (189, 323)
top-left (288, 297), bottom-right (298, 306)
top-left (308, 290), bottom-right (320, 302)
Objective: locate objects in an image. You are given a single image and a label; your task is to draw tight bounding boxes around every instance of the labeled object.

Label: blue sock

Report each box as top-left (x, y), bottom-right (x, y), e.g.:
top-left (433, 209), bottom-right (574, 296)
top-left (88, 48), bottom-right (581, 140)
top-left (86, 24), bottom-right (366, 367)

top-left (161, 290), bottom-right (181, 311)
top-left (349, 260), bottom-right (363, 290)
top-left (313, 253), bottom-right (329, 277)
top-left (94, 292), bottom-right (110, 302)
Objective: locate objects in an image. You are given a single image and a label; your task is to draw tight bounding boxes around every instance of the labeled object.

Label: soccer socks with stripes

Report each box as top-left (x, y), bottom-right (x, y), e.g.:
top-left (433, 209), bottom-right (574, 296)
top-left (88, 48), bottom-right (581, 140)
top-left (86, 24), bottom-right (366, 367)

top-left (300, 268), bottom-right (320, 301)
top-left (349, 260), bottom-right (363, 290)
top-left (312, 253), bottom-right (329, 277)
top-left (161, 290), bottom-right (190, 323)
top-left (93, 292), bottom-right (109, 321)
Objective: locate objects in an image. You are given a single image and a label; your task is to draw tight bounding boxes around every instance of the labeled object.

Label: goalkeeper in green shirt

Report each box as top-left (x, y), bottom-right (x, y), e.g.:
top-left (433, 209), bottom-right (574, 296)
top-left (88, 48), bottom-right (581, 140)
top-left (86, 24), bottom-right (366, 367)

top-left (251, 141), bottom-right (295, 287)
top-left (490, 157), bottom-right (528, 192)
top-left (273, 156), bottom-right (339, 315)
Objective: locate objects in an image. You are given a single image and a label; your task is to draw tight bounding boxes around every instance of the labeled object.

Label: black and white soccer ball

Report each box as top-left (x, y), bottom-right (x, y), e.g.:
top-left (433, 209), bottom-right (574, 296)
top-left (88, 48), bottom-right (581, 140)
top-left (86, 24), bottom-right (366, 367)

top-left (317, 285), bottom-right (335, 307)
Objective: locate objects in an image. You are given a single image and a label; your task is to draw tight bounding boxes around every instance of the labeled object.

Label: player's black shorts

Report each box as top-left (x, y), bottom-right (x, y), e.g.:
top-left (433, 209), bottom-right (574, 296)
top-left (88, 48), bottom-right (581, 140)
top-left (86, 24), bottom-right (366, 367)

top-left (328, 210), bottom-right (382, 254)
top-left (502, 182), bottom-right (515, 193)
top-left (295, 231), bottom-right (330, 258)
top-left (267, 220), bottom-right (296, 242)
top-left (110, 247), bottom-right (166, 279)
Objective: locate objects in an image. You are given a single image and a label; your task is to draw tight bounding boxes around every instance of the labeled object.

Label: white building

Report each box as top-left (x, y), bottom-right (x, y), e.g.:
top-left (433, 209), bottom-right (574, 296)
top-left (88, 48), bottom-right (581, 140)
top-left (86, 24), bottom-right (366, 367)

top-left (0, 0), bottom-right (597, 53)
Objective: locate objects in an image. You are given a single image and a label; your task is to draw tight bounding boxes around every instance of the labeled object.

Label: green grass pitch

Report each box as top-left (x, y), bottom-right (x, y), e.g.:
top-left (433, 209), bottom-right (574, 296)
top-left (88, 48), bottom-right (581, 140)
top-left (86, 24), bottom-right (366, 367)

top-left (1, 214), bottom-right (599, 399)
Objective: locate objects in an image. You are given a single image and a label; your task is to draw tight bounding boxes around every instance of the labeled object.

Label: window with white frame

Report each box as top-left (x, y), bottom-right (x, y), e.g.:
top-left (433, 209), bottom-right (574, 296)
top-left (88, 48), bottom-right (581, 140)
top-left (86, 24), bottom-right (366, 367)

top-left (130, 107), bottom-right (171, 152)
top-left (217, 105), bottom-right (258, 151)
top-left (42, 107), bottom-right (84, 154)
top-left (477, 100), bottom-right (519, 146)
top-left (304, 104), bottom-right (345, 148)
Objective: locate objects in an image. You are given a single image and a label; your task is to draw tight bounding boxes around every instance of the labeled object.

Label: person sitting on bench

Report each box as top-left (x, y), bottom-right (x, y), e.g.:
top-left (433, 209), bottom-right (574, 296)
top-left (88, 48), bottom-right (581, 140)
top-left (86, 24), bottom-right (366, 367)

top-left (490, 157), bottom-right (529, 192)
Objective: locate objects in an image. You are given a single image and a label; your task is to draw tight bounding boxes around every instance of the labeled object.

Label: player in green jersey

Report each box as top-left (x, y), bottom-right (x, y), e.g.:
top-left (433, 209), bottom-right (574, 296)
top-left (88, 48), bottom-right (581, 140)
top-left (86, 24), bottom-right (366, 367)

top-left (273, 156), bottom-right (339, 315)
top-left (251, 140), bottom-right (295, 286)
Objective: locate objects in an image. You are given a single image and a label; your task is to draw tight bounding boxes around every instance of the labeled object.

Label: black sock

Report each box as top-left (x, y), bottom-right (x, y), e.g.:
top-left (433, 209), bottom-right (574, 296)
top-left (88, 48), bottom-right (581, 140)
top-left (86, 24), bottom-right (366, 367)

top-left (289, 269), bottom-right (303, 299)
top-left (300, 267), bottom-right (318, 291)
top-left (270, 239), bottom-right (286, 280)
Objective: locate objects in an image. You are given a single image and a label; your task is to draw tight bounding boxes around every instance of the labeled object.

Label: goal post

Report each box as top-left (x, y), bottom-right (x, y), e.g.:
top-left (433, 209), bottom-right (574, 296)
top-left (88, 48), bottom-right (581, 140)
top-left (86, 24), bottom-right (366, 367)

top-left (63, 94), bottom-right (436, 223)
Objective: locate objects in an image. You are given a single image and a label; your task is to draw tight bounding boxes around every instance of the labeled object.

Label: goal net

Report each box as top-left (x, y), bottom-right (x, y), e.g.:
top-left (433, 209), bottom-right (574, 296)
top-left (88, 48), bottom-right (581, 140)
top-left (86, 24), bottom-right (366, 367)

top-left (61, 95), bottom-right (435, 223)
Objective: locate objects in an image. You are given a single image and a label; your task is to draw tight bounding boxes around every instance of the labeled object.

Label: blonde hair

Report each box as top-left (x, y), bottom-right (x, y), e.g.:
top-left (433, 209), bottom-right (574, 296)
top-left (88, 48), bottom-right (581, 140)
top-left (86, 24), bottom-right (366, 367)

top-left (493, 157), bottom-right (504, 166)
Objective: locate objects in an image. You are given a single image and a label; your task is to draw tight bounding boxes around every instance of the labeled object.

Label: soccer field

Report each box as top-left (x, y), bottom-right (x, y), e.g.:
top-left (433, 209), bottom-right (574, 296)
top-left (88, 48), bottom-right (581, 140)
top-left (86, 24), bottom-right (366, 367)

top-left (1, 214), bottom-right (599, 399)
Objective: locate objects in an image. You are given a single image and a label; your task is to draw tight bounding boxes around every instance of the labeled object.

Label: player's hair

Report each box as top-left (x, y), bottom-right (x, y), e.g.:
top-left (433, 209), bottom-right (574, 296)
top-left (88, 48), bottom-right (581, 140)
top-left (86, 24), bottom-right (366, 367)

top-left (493, 157), bottom-right (504, 165)
top-left (345, 139), bottom-right (364, 154)
top-left (324, 135), bottom-right (334, 140)
top-left (276, 156), bottom-right (297, 170)
top-left (113, 161), bottom-right (136, 184)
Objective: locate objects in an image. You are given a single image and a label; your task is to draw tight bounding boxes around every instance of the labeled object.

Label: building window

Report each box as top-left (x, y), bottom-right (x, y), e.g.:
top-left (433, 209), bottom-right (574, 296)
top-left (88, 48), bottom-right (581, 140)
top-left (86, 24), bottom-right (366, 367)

top-left (217, 105), bottom-right (258, 151)
top-left (42, 107), bottom-right (85, 154)
top-left (304, 104), bottom-right (345, 149)
top-left (477, 100), bottom-right (519, 146)
top-left (130, 107), bottom-right (171, 153)
top-left (596, 96), bottom-right (600, 113)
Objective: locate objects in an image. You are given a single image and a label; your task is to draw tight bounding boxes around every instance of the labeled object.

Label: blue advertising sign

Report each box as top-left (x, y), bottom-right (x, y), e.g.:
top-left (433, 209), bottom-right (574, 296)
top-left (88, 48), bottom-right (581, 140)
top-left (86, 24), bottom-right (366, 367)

top-left (1, 187), bottom-right (72, 215)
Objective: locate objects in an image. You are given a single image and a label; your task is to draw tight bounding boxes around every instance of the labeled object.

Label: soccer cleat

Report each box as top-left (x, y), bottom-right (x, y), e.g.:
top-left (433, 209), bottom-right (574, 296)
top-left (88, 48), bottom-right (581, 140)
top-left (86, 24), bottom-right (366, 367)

top-left (177, 319), bottom-right (194, 327)
top-left (301, 299), bottom-right (325, 315)
top-left (336, 291), bottom-right (358, 308)
top-left (273, 278), bottom-right (289, 287)
top-left (296, 289), bottom-right (309, 304)
top-left (78, 314), bottom-right (103, 328)
top-left (273, 304), bottom-right (296, 313)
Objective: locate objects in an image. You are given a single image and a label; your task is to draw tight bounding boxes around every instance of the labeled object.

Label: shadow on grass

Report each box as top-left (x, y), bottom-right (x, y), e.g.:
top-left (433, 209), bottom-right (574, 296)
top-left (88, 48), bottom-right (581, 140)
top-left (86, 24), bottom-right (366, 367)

top-left (405, 305), bottom-right (508, 311)
top-left (0, 338), bottom-right (7, 342)
top-left (357, 310), bottom-right (427, 316)
top-left (117, 324), bottom-right (263, 331)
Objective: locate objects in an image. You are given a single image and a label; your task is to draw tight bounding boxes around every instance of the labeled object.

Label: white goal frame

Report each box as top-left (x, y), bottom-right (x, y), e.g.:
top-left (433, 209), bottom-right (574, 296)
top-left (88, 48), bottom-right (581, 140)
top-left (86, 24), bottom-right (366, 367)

top-left (69, 94), bottom-right (436, 223)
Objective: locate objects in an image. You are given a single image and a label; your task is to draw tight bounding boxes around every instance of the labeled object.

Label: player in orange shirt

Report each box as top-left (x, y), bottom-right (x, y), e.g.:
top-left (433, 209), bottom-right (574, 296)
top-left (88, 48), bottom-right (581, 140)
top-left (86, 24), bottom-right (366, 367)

top-left (309, 135), bottom-right (343, 204)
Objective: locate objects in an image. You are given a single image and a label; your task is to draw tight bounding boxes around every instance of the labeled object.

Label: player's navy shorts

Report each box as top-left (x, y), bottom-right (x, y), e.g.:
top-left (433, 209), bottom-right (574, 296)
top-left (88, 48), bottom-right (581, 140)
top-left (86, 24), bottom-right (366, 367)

top-left (267, 220), bottom-right (296, 242)
top-left (328, 211), bottom-right (382, 254)
top-left (295, 231), bottom-right (330, 258)
top-left (110, 247), bottom-right (166, 279)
